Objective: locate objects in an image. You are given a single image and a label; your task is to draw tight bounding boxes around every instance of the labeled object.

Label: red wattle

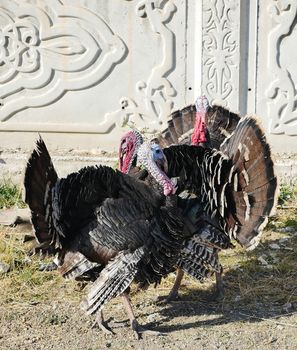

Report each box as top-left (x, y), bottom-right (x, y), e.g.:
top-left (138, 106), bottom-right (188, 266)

top-left (191, 112), bottom-right (206, 145)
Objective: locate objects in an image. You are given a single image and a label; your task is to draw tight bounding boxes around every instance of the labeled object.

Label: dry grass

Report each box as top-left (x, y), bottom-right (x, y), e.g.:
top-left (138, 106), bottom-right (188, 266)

top-left (0, 226), bottom-right (83, 308)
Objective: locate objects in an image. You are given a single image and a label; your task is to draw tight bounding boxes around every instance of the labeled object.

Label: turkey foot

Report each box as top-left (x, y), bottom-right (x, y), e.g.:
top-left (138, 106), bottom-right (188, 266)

top-left (121, 293), bottom-right (165, 339)
top-left (157, 290), bottom-right (180, 304)
top-left (108, 318), bottom-right (130, 328)
top-left (157, 268), bottom-right (184, 304)
top-left (92, 311), bottom-right (114, 336)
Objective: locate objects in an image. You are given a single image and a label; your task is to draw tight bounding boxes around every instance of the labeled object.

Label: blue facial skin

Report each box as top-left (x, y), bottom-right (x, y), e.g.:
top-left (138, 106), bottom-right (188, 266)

top-left (151, 143), bottom-right (165, 164)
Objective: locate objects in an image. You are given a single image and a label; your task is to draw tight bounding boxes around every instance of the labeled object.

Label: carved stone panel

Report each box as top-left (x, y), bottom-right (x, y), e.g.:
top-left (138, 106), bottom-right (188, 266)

top-left (257, 0), bottom-right (297, 139)
top-left (201, 0), bottom-right (240, 111)
top-left (0, 0), bottom-right (188, 150)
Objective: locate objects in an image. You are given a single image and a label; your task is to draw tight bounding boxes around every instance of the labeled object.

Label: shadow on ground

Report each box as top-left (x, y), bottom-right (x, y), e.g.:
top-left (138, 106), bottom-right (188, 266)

top-left (139, 225), bottom-right (297, 334)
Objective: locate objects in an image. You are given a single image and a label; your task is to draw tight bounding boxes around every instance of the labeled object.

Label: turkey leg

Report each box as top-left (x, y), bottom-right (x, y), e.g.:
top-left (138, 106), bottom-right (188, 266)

top-left (121, 292), bottom-right (163, 339)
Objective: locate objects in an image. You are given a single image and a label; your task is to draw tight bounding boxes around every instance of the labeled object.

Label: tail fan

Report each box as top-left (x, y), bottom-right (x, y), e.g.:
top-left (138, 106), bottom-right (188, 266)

top-left (81, 247), bottom-right (145, 315)
top-left (24, 136), bottom-right (58, 249)
top-left (156, 101), bottom-right (240, 149)
top-left (220, 116), bottom-right (278, 249)
top-left (206, 105), bottom-right (241, 149)
top-left (157, 105), bottom-right (196, 147)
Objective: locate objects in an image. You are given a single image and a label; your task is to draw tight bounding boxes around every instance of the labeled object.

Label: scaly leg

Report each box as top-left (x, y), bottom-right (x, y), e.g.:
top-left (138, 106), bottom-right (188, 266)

top-left (166, 268), bottom-right (184, 302)
top-left (121, 292), bottom-right (163, 339)
top-left (92, 310), bottom-right (114, 335)
top-left (213, 270), bottom-right (225, 300)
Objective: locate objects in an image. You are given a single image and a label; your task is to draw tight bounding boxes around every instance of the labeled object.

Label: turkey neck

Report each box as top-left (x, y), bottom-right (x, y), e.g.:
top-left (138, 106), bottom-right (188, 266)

top-left (137, 144), bottom-right (176, 196)
top-left (141, 156), bottom-right (175, 196)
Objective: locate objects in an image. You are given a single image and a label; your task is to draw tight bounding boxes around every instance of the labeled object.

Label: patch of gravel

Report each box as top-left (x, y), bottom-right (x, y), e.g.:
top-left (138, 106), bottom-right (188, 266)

top-left (0, 294), bottom-right (296, 350)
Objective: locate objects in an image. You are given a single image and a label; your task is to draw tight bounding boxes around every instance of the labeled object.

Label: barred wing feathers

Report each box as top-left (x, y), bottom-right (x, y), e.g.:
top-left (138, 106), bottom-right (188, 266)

top-left (81, 247), bottom-right (145, 315)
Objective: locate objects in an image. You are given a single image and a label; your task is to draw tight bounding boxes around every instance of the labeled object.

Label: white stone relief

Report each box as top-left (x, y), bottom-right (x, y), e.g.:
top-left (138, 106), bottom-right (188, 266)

top-left (265, 0), bottom-right (297, 135)
top-left (201, 0), bottom-right (239, 109)
top-left (105, 0), bottom-right (177, 133)
top-left (0, 0), bottom-right (127, 124)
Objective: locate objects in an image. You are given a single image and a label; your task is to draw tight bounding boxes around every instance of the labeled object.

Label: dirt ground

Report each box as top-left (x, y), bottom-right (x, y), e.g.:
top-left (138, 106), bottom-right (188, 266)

top-left (1, 292), bottom-right (296, 350)
top-left (0, 209), bottom-right (297, 350)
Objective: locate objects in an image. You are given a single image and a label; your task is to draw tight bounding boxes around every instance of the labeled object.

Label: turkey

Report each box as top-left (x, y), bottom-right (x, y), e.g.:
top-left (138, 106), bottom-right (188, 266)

top-left (25, 108), bottom-right (276, 337)
top-left (119, 128), bottom-right (230, 301)
top-left (24, 136), bottom-right (186, 338)
top-left (119, 96), bottom-right (277, 301)
top-left (155, 96), bottom-right (242, 300)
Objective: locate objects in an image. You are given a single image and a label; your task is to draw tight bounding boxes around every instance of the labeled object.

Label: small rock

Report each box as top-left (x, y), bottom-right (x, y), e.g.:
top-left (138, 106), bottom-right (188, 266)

top-left (283, 302), bottom-right (294, 313)
top-left (269, 243), bottom-right (281, 250)
top-left (0, 262), bottom-right (10, 274)
top-left (279, 237), bottom-right (290, 244)
top-left (234, 295), bottom-right (241, 302)
top-left (279, 227), bottom-right (295, 233)
top-left (147, 313), bottom-right (159, 323)
top-left (258, 256), bottom-right (268, 266)
top-left (22, 256), bottom-right (32, 264)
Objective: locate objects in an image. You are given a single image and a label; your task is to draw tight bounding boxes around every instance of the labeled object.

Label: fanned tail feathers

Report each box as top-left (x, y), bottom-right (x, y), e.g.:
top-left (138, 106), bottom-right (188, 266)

top-left (220, 116), bottom-right (278, 249)
top-left (206, 105), bottom-right (241, 149)
top-left (157, 105), bottom-right (196, 147)
top-left (156, 102), bottom-right (240, 149)
top-left (24, 136), bottom-right (58, 249)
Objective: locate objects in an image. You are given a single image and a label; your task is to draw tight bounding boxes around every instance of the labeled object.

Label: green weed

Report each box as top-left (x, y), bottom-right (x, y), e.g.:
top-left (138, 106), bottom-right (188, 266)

top-left (0, 181), bottom-right (26, 209)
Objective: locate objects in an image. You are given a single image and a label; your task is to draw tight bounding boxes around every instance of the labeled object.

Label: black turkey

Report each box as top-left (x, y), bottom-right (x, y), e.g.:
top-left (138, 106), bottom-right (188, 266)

top-left (155, 95), bottom-right (242, 300)
top-left (120, 96), bottom-right (277, 301)
top-left (119, 128), bottom-right (229, 301)
top-left (24, 137), bottom-right (186, 338)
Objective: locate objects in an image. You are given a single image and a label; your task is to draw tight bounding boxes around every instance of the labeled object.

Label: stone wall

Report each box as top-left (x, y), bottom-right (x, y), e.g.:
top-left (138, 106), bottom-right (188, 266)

top-left (0, 0), bottom-right (296, 182)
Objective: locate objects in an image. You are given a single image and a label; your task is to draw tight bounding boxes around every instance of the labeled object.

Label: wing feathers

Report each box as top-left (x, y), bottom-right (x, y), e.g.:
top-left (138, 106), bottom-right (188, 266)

top-left (81, 247), bottom-right (145, 315)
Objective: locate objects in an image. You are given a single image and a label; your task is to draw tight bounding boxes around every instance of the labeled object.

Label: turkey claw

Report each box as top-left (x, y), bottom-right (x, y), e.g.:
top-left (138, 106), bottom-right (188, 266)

top-left (92, 318), bottom-right (114, 336)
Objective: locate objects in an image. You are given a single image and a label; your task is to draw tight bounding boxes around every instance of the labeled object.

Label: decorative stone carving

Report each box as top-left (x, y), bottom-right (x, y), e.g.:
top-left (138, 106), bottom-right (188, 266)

top-left (0, 0), bottom-right (127, 123)
top-left (201, 0), bottom-right (239, 110)
top-left (265, 0), bottom-right (297, 135)
top-left (108, 0), bottom-right (177, 133)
